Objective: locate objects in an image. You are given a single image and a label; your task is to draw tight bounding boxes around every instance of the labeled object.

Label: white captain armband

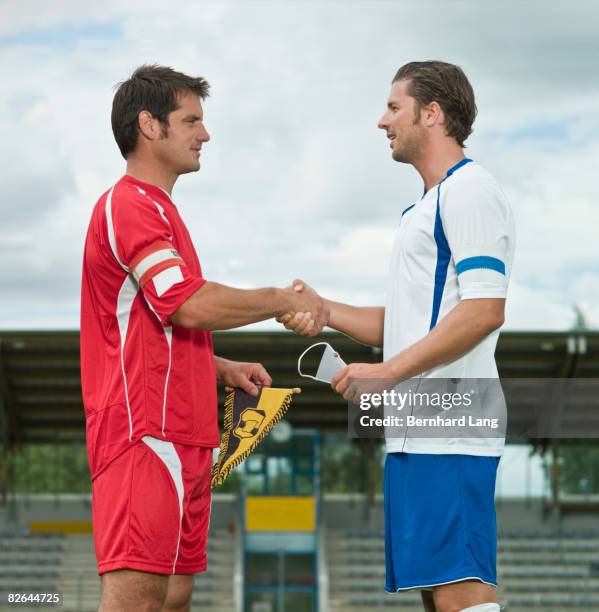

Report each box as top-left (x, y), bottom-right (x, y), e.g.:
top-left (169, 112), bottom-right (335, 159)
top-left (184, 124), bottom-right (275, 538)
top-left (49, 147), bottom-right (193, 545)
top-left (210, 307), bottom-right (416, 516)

top-left (129, 241), bottom-right (185, 289)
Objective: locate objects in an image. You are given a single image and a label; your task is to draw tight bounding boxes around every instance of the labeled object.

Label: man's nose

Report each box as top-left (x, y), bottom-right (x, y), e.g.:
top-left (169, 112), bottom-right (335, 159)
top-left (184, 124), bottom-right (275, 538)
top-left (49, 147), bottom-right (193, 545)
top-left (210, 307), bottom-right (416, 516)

top-left (199, 126), bottom-right (210, 142)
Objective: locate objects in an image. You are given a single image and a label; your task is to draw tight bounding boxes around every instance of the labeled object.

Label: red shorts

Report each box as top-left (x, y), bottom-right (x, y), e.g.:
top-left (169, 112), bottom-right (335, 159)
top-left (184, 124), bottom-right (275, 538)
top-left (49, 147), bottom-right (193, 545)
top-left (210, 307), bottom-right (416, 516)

top-left (92, 436), bottom-right (213, 576)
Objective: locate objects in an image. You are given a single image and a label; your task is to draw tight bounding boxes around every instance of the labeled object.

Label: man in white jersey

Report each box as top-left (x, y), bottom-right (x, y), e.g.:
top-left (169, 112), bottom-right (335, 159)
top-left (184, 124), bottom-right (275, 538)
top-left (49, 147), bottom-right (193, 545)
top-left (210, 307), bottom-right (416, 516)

top-left (282, 61), bottom-right (514, 612)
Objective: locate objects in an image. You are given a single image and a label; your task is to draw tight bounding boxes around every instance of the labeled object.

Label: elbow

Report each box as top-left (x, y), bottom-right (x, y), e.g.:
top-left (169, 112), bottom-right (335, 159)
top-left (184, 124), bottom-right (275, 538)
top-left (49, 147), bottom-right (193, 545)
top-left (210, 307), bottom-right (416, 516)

top-left (483, 309), bottom-right (504, 334)
top-left (171, 303), bottom-right (211, 330)
top-left (170, 282), bottom-right (221, 330)
top-left (465, 299), bottom-right (505, 336)
top-left (170, 309), bottom-right (195, 329)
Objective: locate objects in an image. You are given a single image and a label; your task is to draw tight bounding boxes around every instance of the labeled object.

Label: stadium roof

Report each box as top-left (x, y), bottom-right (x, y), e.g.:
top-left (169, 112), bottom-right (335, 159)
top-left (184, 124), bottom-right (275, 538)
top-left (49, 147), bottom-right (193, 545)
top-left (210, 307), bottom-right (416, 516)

top-left (0, 330), bottom-right (597, 446)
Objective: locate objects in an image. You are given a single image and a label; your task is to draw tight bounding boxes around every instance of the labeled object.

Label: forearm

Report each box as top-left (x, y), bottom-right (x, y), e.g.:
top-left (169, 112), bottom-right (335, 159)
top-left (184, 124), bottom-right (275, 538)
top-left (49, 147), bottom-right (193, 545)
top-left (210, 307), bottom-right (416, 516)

top-left (326, 300), bottom-right (385, 348)
top-left (172, 282), bottom-right (290, 330)
top-left (386, 299), bottom-right (504, 380)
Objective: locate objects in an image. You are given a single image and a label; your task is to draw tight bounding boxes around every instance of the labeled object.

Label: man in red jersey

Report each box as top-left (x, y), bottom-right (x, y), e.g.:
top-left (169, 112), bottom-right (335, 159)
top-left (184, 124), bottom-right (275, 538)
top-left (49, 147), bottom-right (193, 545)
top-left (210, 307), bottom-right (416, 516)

top-left (80, 64), bottom-right (327, 612)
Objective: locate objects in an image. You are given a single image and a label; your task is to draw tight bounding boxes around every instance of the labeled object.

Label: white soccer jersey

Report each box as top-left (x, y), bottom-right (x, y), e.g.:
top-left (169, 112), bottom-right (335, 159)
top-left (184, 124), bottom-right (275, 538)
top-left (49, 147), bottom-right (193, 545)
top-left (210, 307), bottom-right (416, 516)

top-left (383, 158), bottom-right (515, 456)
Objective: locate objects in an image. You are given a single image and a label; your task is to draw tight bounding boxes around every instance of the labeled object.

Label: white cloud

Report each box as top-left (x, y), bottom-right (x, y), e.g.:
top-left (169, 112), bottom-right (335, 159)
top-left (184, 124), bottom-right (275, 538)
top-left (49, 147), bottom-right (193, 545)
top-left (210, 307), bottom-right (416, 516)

top-left (1, 0), bottom-right (598, 331)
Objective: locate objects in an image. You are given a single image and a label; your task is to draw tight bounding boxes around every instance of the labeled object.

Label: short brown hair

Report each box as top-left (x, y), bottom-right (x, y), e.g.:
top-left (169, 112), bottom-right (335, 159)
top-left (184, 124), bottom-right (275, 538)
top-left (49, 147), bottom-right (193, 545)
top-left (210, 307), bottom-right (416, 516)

top-left (111, 64), bottom-right (210, 159)
top-left (393, 61), bottom-right (476, 147)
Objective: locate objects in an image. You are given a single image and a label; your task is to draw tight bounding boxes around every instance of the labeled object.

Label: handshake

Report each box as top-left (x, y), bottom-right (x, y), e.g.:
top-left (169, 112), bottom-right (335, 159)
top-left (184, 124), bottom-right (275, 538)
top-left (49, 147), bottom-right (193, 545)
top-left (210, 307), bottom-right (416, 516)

top-left (279, 278), bottom-right (329, 337)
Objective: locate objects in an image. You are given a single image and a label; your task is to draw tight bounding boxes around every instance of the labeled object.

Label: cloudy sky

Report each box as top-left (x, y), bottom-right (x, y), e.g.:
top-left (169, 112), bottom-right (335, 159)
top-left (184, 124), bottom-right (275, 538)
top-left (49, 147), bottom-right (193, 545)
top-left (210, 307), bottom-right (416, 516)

top-left (1, 0), bottom-right (598, 331)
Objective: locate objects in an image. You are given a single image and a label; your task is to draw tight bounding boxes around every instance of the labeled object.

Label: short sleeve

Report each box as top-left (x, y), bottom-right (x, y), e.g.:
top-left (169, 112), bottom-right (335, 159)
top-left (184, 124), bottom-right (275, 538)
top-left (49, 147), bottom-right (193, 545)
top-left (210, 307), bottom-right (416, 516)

top-left (109, 190), bottom-right (204, 326)
top-left (442, 177), bottom-right (513, 300)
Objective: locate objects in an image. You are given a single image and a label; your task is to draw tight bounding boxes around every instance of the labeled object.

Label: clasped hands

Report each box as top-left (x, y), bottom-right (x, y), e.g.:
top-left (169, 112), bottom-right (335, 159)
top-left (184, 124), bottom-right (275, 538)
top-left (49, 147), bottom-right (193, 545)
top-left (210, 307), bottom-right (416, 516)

top-left (278, 278), bottom-right (330, 337)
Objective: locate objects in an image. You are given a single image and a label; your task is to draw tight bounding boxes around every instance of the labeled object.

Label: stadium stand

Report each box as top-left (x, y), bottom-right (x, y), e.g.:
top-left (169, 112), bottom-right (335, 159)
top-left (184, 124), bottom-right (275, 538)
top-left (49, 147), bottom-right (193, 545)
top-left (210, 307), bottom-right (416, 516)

top-left (0, 526), bottom-right (234, 612)
top-left (0, 531), bottom-right (62, 608)
top-left (3, 503), bottom-right (599, 611)
top-left (2, 330), bottom-right (599, 611)
top-left (326, 528), bottom-right (599, 611)
top-left (2, 329), bottom-right (599, 445)
top-left (2, 507), bottom-right (599, 611)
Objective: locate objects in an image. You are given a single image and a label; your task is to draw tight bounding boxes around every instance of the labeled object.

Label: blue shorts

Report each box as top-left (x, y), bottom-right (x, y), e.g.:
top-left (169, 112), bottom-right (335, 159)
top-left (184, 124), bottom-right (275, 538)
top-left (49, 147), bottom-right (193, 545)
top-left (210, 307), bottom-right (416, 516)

top-left (384, 452), bottom-right (500, 592)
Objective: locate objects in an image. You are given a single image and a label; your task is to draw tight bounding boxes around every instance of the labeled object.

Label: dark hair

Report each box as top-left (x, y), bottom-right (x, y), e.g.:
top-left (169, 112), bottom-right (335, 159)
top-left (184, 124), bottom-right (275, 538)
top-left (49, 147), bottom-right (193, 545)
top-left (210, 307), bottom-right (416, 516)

top-left (393, 61), bottom-right (476, 147)
top-left (111, 64), bottom-right (210, 159)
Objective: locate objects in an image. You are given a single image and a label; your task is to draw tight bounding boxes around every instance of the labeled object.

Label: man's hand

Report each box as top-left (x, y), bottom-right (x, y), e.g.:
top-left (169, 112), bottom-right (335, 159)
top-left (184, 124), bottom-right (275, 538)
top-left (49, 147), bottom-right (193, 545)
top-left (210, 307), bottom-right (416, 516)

top-left (331, 362), bottom-right (395, 402)
top-left (278, 279), bottom-right (330, 336)
top-left (215, 357), bottom-right (272, 396)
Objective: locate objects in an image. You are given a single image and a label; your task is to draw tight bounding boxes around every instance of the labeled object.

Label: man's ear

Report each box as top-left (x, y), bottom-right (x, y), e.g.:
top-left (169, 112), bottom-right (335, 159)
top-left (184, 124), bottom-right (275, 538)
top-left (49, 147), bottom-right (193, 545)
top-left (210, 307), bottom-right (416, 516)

top-left (137, 110), bottom-right (159, 141)
top-left (422, 101), bottom-right (443, 128)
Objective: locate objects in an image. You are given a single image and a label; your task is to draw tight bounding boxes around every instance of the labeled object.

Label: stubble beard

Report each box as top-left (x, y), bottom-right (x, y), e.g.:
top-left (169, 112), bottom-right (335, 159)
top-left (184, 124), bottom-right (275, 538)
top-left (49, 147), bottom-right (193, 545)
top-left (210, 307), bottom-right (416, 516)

top-left (391, 107), bottom-right (425, 164)
top-left (391, 129), bottom-right (425, 164)
top-left (156, 127), bottom-right (201, 176)
top-left (391, 142), bottom-right (413, 164)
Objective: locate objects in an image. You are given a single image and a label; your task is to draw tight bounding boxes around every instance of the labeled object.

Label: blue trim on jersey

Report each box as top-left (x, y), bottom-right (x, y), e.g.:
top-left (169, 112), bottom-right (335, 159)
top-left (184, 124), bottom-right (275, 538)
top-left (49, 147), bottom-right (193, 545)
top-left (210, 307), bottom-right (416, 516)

top-left (456, 256), bottom-right (505, 276)
top-left (430, 183), bottom-right (451, 330)
top-left (446, 157), bottom-right (472, 176)
top-left (401, 203), bottom-right (415, 217)
top-left (429, 158), bottom-right (473, 330)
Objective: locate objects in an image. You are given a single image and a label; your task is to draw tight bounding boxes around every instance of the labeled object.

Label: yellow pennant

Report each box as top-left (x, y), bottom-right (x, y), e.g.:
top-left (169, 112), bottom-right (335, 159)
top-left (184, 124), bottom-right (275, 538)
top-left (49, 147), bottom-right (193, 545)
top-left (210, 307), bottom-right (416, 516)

top-left (211, 386), bottom-right (300, 488)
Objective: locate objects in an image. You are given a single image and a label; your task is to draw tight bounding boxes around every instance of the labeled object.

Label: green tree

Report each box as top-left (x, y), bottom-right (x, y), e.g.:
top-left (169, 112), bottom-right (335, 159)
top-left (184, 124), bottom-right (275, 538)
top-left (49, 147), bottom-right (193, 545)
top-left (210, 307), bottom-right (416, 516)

top-left (558, 443), bottom-right (599, 495)
top-left (11, 444), bottom-right (91, 494)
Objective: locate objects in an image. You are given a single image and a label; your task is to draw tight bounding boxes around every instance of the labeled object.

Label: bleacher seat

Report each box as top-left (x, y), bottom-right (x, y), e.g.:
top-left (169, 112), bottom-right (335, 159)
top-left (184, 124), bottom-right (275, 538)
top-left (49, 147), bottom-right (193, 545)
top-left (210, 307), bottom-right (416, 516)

top-left (328, 528), bottom-right (599, 612)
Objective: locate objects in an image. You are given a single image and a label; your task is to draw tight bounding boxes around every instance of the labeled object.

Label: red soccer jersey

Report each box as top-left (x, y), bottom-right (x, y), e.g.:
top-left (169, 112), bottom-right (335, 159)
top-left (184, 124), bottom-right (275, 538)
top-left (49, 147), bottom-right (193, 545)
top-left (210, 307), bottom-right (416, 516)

top-left (80, 175), bottom-right (219, 479)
